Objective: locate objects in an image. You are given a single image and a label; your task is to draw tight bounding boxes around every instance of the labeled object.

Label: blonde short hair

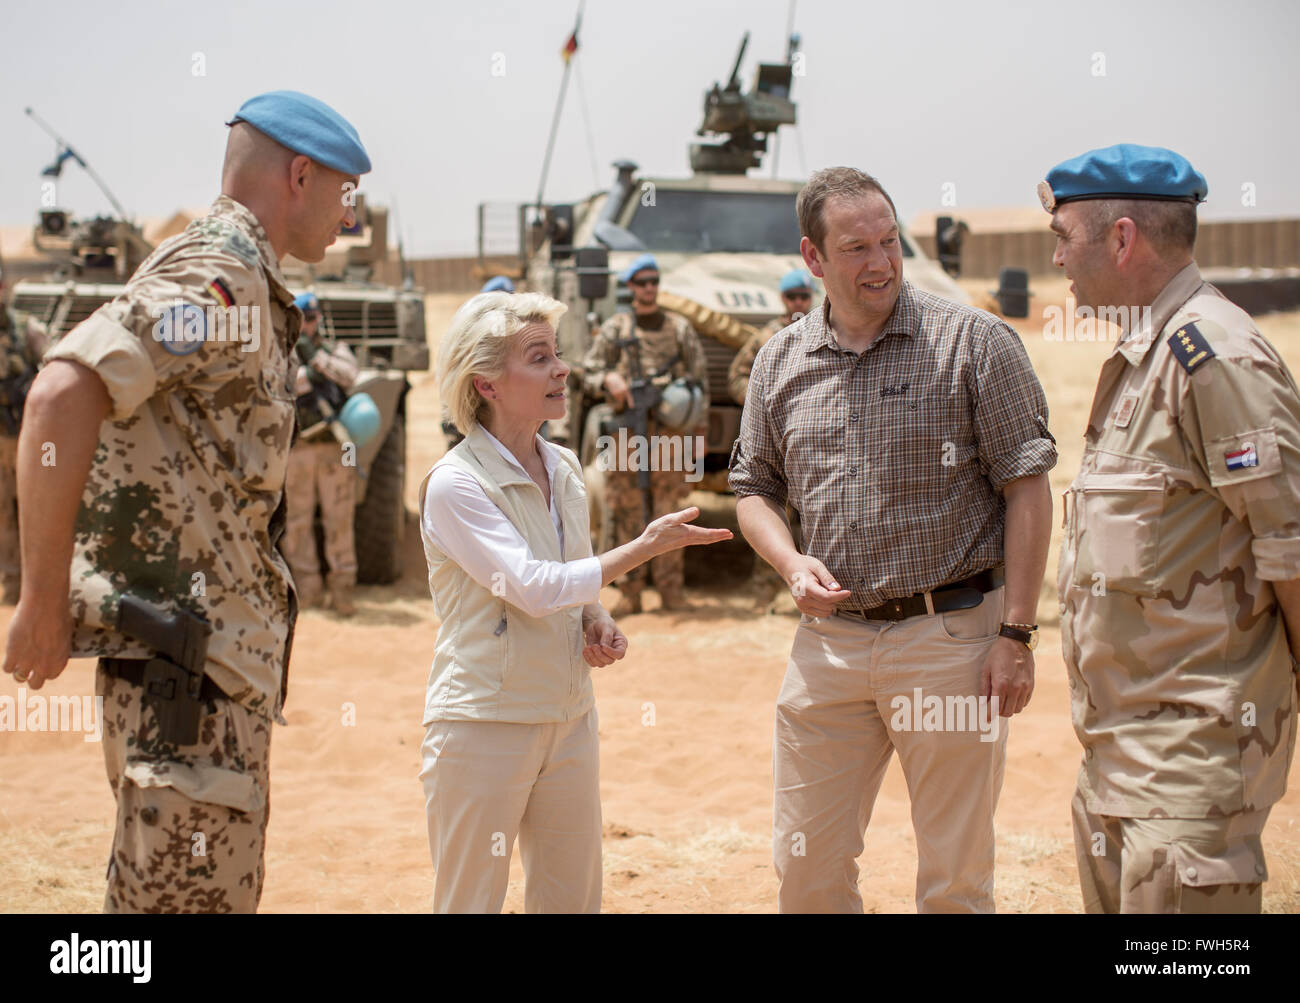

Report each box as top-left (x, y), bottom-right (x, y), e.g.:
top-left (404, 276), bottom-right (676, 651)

top-left (437, 291), bottom-right (568, 434)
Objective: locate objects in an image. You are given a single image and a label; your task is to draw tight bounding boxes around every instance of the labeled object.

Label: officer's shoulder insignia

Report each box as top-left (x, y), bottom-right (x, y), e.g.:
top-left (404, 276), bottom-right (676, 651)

top-left (1167, 321), bottom-right (1216, 375)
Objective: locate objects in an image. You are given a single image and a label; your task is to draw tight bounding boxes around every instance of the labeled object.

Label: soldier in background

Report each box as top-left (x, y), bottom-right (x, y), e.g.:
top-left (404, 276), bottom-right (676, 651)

top-left (727, 269), bottom-right (814, 405)
top-left (582, 253), bottom-right (709, 615)
top-left (728, 269), bottom-right (812, 612)
top-left (0, 262), bottom-right (49, 604)
top-left (2, 90), bottom-right (371, 913)
top-left (441, 275), bottom-right (515, 449)
top-left (1045, 144), bottom-right (1300, 913)
top-left (284, 292), bottom-right (360, 615)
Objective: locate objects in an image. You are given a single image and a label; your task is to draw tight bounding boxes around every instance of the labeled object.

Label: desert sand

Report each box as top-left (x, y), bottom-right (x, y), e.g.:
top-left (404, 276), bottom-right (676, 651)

top-left (2, 277), bottom-right (1298, 913)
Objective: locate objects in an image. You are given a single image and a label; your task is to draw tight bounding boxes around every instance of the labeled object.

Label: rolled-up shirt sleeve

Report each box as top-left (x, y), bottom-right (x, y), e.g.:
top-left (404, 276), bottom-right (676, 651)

top-left (727, 343), bottom-right (788, 504)
top-left (971, 321), bottom-right (1058, 490)
top-left (422, 466), bottom-right (603, 618)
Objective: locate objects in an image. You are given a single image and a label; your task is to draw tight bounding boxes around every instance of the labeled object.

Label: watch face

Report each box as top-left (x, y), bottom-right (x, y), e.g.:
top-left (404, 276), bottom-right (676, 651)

top-left (1028, 631), bottom-right (1039, 651)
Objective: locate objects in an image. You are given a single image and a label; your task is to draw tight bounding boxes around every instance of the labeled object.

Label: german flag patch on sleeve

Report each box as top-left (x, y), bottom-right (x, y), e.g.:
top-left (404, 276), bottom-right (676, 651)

top-left (1167, 321), bottom-right (1216, 375)
top-left (205, 276), bottom-right (235, 309)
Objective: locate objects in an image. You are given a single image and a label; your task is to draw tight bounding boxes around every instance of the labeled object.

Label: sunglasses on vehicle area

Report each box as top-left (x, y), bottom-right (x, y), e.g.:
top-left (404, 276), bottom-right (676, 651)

top-left (784, 291), bottom-right (812, 301)
top-left (630, 276), bottom-right (660, 287)
top-left (303, 310), bottom-right (321, 320)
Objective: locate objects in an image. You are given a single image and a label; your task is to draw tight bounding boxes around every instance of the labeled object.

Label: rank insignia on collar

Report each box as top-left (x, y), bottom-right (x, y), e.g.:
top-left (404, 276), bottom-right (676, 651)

top-left (1167, 321), bottom-right (1215, 375)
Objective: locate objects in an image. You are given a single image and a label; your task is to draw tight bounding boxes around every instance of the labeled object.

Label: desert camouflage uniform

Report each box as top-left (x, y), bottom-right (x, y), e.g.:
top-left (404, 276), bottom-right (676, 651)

top-left (582, 309), bottom-right (709, 602)
top-left (45, 195), bottom-right (299, 913)
top-left (728, 316), bottom-right (802, 606)
top-left (727, 316), bottom-right (786, 407)
top-left (284, 338), bottom-right (359, 605)
top-left (1059, 261), bottom-right (1300, 913)
top-left (0, 308), bottom-right (46, 601)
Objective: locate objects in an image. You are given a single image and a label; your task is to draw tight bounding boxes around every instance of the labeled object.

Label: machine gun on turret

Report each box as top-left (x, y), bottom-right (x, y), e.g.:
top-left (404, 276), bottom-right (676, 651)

top-left (690, 31), bottom-right (798, 175)
top-left (25, 107), bottom-right (152, 281)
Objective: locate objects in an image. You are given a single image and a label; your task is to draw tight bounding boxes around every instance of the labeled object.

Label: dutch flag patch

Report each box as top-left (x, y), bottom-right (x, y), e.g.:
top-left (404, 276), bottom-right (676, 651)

top-left (1225, 442), bottom-right (1258, 470)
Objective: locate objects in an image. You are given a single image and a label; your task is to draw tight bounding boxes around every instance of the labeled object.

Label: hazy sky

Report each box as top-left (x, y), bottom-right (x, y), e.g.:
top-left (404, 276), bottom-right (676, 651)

top-left (2, 0), bottom-right (1296, 256)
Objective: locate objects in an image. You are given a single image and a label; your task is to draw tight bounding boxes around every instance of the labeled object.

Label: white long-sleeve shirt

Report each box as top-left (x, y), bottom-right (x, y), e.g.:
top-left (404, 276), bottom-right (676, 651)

top-left (421, 427), bottom-right (603, 619)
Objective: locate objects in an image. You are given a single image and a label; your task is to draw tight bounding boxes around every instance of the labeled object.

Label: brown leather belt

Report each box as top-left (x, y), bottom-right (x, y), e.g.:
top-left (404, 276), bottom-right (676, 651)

top-left (837, 565), bottom-right (1005, 623)
top-left (100, 656), bottom-right (227, 704)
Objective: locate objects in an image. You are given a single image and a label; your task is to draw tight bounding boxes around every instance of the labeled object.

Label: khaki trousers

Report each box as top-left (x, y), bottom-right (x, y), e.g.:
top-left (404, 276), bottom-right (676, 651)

top-left (773, 588), bottom-right (1007, 913)
top-left (1071, 787), bottom-right (1270, 913)
top-left (419, 709), bottom-right (602, 913)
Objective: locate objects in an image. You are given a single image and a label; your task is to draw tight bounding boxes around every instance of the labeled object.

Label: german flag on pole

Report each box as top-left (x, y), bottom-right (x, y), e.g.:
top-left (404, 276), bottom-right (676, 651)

top-left (561, 26), bottom-right (579, 63)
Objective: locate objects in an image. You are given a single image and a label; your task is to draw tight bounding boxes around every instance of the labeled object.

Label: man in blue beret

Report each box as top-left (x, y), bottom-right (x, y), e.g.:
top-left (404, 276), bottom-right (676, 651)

top-left (3, 90), bottom-right (371, 912)
top-left (1046, 143), bottom-right (1300, 914)
top-left (581, 254), bottom-right (710, 614)
top-left (284, 291), bottom-right (360, 616)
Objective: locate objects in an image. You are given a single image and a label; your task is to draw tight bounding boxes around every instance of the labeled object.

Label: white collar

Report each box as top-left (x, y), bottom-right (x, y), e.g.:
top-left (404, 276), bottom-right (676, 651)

top-left (479, 426), bottom-right (558, 483)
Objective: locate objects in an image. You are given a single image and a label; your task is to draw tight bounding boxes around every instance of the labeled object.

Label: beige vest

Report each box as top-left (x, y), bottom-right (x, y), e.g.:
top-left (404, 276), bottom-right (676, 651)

top-left (419, 423), bottom-right (595, 725)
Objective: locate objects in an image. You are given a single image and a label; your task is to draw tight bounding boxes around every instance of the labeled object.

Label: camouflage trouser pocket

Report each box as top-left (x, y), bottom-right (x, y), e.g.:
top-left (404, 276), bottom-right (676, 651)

top-left (1171, 838), bottom-right (1266, 914)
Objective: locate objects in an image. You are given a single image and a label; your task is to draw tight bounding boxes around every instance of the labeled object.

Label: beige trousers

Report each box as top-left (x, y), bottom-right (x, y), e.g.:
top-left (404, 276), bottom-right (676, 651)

top-left (419, 709), bottom-right (602, 913)
top-left (1071, 787), bottom-right (1270, 913)
top-left (773, 588), bottom-right (1008, 913)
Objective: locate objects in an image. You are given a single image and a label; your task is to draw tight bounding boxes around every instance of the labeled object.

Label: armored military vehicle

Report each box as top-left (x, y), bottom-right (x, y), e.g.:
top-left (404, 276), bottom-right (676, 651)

top-left (12, 112), bottom-right (426, 584)
top-left (482, 33), bottom-right (969, 544)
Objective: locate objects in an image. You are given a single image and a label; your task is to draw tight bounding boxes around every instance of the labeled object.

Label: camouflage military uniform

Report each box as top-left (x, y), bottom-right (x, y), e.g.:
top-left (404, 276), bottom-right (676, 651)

top-left (728, 316), bottom-right (801, 607)
top-left (582, 309), bottom-right (709, 605)
top-left (45, 195), bottom-right (299, 913)
top-left (284, 337), bottom-right (359, 607)
top-left (727, 316), bottom-right (786, 407)
top-left (0, 308), bottom-right (46, 602)
top-left (1059, 262), bottom-right (1300, 913)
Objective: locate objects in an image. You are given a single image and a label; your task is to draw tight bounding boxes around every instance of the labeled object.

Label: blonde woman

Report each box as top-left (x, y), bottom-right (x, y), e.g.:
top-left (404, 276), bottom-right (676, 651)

top-left (419, 291), bottom-right (730, 913)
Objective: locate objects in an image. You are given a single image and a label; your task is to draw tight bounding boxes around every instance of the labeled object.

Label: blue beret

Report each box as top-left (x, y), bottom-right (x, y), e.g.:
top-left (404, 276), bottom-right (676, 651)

top-left (230, 90), bottom-right (371, 176)
top-left (481, 276), bottom-right (515, 293)
top-left (1039, 143), bottom-right (1207, 212)
top-left (293, 292), bottom-right (319, 312)
top-left (620, 253), bottom-right (659, 284)
top-left (779, 269), bottom-right (813, 293)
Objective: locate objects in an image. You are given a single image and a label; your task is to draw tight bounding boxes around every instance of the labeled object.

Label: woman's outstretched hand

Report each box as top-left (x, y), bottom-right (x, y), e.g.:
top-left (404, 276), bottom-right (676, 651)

top-left (641, 506), bottom-right (733, 556)
top-left (582, 615), bottom-right (628, 667)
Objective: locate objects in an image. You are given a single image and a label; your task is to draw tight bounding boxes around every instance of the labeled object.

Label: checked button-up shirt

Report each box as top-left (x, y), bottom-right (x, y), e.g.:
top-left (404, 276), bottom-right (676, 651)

top-left (728, 280), bottom-right (1057, 612)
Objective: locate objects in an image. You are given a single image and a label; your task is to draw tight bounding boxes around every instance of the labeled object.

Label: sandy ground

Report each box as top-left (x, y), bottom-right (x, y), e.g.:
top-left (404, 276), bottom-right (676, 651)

top-left (2, 278), bottom-right (1300, 914)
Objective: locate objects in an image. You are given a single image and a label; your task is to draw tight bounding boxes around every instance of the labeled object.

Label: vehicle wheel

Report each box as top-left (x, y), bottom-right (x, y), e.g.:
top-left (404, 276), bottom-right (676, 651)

top-left (354, 414), bottom-right (406, 584)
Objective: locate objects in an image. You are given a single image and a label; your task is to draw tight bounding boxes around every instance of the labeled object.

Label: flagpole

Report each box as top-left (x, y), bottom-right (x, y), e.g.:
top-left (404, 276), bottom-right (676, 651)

top-left (535, 1), bottom-right (584, 209)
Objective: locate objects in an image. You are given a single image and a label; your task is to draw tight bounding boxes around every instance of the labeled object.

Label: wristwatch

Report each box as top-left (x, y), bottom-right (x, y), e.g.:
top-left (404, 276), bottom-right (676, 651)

top-left (998, 622), bottom-right (1039, 651)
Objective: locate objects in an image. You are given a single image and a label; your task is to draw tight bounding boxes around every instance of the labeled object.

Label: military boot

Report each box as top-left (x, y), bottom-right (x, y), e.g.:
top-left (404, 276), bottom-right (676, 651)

top-left (330, 577), bottom-right (356, 617)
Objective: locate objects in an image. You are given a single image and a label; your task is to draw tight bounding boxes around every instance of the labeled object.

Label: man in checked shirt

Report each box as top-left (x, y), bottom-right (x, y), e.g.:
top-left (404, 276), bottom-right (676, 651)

top-left (729, 167), bottom-right (1057, 913)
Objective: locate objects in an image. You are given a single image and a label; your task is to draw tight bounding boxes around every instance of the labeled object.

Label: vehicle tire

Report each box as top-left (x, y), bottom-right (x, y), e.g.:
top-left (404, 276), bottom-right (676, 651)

top-left (354, 414), bottom-right (406, 585)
